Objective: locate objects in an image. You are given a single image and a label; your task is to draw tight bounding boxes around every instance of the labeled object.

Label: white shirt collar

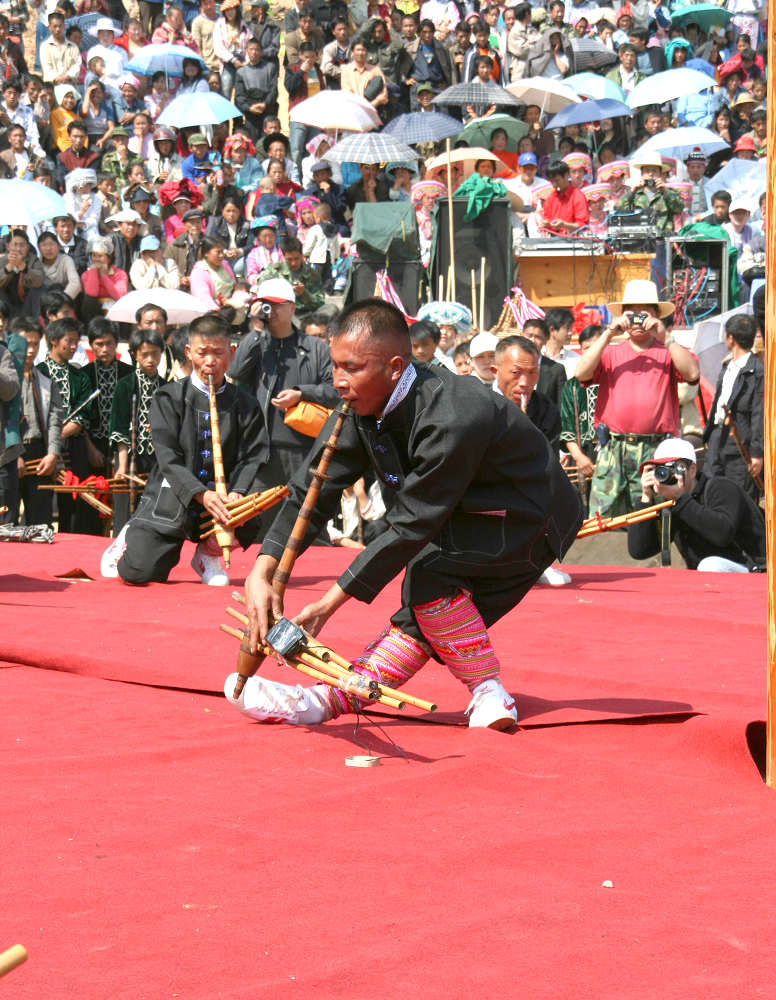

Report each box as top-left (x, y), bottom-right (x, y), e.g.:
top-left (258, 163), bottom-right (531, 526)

top-left (191, 371), bottom-right (226, 395)
top-left (378, 363), bottom-right (416, 427)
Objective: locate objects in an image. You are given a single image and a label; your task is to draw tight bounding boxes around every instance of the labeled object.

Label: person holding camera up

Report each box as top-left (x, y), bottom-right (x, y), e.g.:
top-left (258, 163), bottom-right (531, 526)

top-left (227, 277), bottom-right (339, 540)
top-left (615, 153), bottom-right (684, 285)
top-left (627, 437), bottom-right (766, 573)
top-left (574, 279), bottom-right (700, 518)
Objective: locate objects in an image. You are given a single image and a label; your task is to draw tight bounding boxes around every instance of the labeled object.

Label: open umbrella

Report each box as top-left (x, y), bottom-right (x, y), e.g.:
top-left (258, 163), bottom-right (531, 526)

top-left (106, 289), bottom-right (209, 325)
top-left (127, 44), bottom-right (207, 78)
top-left (565, 72), bottom-right (625, 102)
top-left (505, 77), bottom-right (581, 114)
top-left (0, 179), bottom-right (67, 226)
top-left (627, 68), bottom-right (714, 109)
top-left (323, 132), bottom-right (419, 164)
top-left (383, 111), bottom-right (462, 145)
top-left (686, 57), bottom-right (716, 78)
top-left (424, 146), bottom-right (501, 182)
top-left (461, 113), bottom-right (528, 151)
top-left (546, 98), bottom-right (633, 129)
top-left (432, 80), bottom-right (522, 111)
top-left (631, 126), bottom-right (729, 162)
top-left (570, 37), bottom-right (618, 72)
top-left (671, 3), bottom-right (733, 32)
top-left (289, 90), bottom-right (380, 132)
top-left (707, 159), bottom-right (766, 209)
top-left (157, 92), bottom-right (242, 128)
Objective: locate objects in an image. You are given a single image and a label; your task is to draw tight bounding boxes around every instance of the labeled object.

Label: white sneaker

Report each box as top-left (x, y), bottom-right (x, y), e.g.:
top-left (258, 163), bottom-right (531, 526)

top-left (224, 673), bottom-right (332, 725)
top-left (191, 544), bottom-right (229, 586)
top-left (100, 523), bottom-right (129, 578)
top-left (538, 566), bottom-right (572, 586)
top-left (465, 678), bottom-right (518, 731)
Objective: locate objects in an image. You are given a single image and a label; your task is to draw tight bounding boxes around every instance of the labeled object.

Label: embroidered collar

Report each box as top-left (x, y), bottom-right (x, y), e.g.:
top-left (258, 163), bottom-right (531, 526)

top-left (378, 363), bottom-right (416, 428)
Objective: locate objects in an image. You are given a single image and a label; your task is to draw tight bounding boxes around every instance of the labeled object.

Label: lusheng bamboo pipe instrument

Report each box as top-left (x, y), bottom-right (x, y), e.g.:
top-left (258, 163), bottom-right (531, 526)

top-left (129, 391), bottom-right (138, 514)
top-left (221, 602), bottom-right (437, 714)
top-left (207, 373), bottom-right (234, 568)
top-left (231, 403), bottom-right (351, 700)
top-left (723, 404), bottom-right (765, 493)
top-left (199, 485), bottom-right (289, 539)
top-left (576, 500), bottom-right (674, 539)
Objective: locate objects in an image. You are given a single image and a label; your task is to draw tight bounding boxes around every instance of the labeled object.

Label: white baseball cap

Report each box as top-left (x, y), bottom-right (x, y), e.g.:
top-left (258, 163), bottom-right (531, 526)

top-left (468, 332), bottom-right (499, 357)
top-left (728, 198), bottom-right (752, 216)
top-left (256, 277), bottom-right (296, 303)
top-left (651, 437), bottom-right (697, 466)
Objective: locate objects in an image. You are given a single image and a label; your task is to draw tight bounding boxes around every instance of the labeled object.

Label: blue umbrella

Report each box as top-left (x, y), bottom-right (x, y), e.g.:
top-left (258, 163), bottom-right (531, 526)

top-left (546, 98), bottom-right (633, 129)
top-left (686, 57), bottom-right (716, 78)
top-left (157, 92), bottom-right (242, 128)
top-left (565, 72), bottom-right (625, 103)
top-left (383, 111), bottom-right (462, 145)
top-left (127, 44), bottom-right (207, 78)
top-left (67, 13), bottom-right (121, 50)
top-left (0, 179), bottom-right (67, 225)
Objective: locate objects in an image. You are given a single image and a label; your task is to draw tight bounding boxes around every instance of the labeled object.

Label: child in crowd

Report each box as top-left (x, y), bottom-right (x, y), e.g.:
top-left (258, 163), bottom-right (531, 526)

top-left (409, 320), bottom-right (457, 372)
top-left (144, 71), bottom-right (172, 120)
top-left (245, 176), bottom-right (295, 235)
top-left (96, 172), bottom-right (120, 231)
top-left (302, 202), bottom-right (338, 293)
top-left (295, 196), bottom-right (319, 246)
top-left (64, 168), bottom-right (102, 243)
top-left (582, 183), bottom-right (609, 238)
top-left (246, 216), bottom-right (283, 285)
top-left (101, 314), bottom-right (266, 586)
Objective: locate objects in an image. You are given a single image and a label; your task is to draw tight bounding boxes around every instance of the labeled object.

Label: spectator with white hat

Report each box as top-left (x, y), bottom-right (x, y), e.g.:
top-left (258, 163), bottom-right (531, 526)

top-left (468, 331), bottom-right (499, 385)
top-left (86, 16), bottom-right (127, 88)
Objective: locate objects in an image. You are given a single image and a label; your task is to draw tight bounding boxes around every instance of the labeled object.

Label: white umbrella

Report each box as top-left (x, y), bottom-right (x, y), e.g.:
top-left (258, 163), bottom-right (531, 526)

top-left (505, 77), bottom-right (581, 114)
top-left (627, 68), bottom-right (714, 109)
top-left (106, 289), bottom-right (209, 325)
top-left (289, 90), bottom-right (381, 132)
top-left (424, 146), bottom-right (501, 181)
top-left (630, 126), bottom-right (729, 162)
top-left (706, 158), bottom-right (767, 210)
top-left (0, 179), bottom-right (67, 226)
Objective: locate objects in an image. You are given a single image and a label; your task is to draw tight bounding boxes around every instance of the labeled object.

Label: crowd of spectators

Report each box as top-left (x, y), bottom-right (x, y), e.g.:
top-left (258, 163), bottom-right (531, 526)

top-left (0, 0), bottom-right (767, 573)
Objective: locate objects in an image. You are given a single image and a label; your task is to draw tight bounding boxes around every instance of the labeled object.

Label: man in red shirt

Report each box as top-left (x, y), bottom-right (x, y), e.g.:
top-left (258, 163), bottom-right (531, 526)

top-left (574, 279), bottom-right (700, 517)
top-left (542, 160), bottom-right (588, 235)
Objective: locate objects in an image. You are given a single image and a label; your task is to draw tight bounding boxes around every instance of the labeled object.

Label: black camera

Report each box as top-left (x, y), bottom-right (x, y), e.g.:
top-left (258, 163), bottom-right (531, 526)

top-left (644, 177), bottom-right (657, 189)
top-left (630, 311), bottom-right (649, 327)
top-left (654, 459), bottom-right (690, 486)
top-left (257, 301), bottom-right (272, 317)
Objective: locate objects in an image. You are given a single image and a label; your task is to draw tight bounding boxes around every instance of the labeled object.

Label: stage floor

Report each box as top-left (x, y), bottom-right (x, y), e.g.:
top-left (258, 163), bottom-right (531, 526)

top-left (1, 535), bottom-right (774, 999)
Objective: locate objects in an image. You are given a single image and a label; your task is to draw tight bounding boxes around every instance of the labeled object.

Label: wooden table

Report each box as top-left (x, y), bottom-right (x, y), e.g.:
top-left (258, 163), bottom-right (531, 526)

top-left (516, 249), bottom-right (652, 308)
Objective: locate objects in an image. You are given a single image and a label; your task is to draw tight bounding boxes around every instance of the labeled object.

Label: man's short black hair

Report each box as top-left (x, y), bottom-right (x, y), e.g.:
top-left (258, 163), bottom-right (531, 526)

top-left (546, 160), bottom-right (569, 178)
top-left (495, 334), bottom-right (539, 361)
top-left (725, 314), bottom-right (756, 351)
top-left (87, 317), bottom-right (118, 344)
top-left (45, 316), bottom-right (81, 347)
top-left (135, 303), bottom-right (168, 324)
top-left (334, 297), bottom-right (410, 356)
top-left (67, 119), bottom-right (87, 134)
top-left (750, 108), bottom-right (766, 123)
top-left (41, 289), bottom-right (73, 320)
top-left (618, 42), bottom-right (637, 55)
top-left (578, 323), bottom-right (603, 345)
top-left (188, 313), bottom-right (230, 341)
top-left (10, 315), bottom-right (41, 336)
top-left (453, 341), bottom-right (471, 358)
top-left (522, 317), bottom-right (548, 338)
top-left (629, 28), bottom-right (648, 42)
top-left (280, 236), bottom-right (303, 255)
top-left (129, 328), bottom-right (165, 356)
top-left (472, 19), bottom-right (487, 34)
top-left (47, 10), bottom-right (64, 21)
top-left (711, 190), bottom-right (731, 206)
top-left (475, 55), bottom-right (493, 70)
top-left (544, 307), bottom-right (574, 331)
top-left (409, 319), bottom-right (441, 345)
top-left (513, 2), bottom-right (531, 20)
top-left (418, 17), bottom-right (434, 31)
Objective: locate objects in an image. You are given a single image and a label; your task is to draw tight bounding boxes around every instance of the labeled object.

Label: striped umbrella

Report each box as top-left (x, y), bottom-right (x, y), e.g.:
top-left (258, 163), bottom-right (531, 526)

top-left (432, 80), bottom-right (522, 110)
top-left (383, 111), bottom-right (462, 145)
top-left (323, 132), bottom-right (419, 164)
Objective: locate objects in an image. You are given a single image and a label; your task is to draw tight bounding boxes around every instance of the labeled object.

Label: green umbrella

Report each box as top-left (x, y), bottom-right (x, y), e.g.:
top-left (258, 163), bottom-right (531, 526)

top-left (461, 113), bottom-right (529, 153)
top-left (671, 3), bottom-right (733, 32)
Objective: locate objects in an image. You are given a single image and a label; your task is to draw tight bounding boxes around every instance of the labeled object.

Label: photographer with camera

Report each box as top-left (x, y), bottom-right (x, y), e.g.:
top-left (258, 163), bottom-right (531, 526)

top-left (627, 437), bottom-right (765, 572)
top-left (574, 279), bottom-right (699, 518)
top-left (228, 277), bottom-right (338, 539)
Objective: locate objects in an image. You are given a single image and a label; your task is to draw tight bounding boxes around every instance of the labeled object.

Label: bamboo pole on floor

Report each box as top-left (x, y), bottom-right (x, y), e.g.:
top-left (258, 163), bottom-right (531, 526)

top-left (765, 0), bottom-right (776, 787)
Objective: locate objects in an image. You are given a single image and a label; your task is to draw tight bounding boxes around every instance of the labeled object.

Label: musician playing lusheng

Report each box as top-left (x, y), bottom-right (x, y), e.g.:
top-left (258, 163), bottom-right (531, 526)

top-left (226, 298), bottom-right (582, 731)
top-left (100, 314), bottom-right (267, 587)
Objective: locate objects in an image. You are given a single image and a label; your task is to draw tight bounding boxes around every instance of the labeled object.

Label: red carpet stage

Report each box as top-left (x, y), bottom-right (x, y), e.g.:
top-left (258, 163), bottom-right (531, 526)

top-left (1, 535), bottom-right (774, 999)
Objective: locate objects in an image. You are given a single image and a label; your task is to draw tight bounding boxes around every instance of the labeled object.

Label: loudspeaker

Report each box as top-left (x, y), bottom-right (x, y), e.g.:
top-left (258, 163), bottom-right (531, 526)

top-left (432, 197), bottom-right (512, 330)
top-left (347, 260), bottom-right (423, 315)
